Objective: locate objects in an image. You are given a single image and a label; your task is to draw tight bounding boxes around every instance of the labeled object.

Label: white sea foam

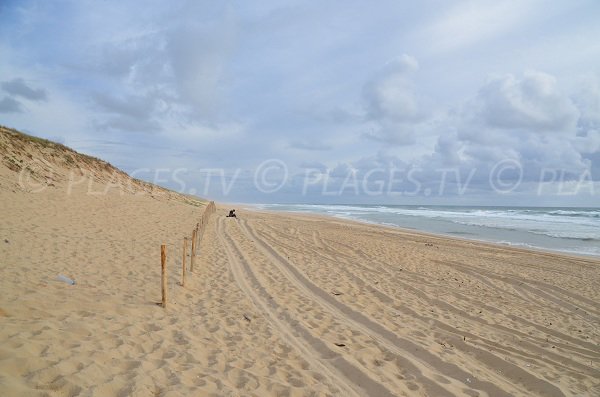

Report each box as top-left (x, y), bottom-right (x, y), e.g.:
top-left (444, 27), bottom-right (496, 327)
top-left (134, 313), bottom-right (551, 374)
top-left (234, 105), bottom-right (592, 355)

top-left (256, 203), bottom-right (600, 257)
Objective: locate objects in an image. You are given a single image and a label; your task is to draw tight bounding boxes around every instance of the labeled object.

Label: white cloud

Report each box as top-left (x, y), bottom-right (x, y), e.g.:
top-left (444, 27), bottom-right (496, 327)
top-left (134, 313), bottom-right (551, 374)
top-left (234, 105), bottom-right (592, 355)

top-left (415, 0), bottom-right (539, 54)
top-left (475, 71), bottom-right (579, 133)
top-left (362, 122), bottom-right (417, 146)
top-left (166, 14), bottom-right (237, 118)
top-left (574, 75), bottom-right (600, 130)
top-left (362, 54), bottom-right (430, 145)
top-left (573, 130), bottom-right (600, 155)
top-left (364, 54), bottom-right (422, 122)
top-left (424, 71), bottom-right (597, 188)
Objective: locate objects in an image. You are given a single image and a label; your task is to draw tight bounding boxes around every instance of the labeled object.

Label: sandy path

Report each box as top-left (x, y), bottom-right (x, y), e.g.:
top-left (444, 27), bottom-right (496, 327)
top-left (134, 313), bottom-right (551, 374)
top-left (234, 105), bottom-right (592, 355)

top-left (217, 216), bottom-right (375, 396)
top-left (236, 218), bottom-right (483, 396)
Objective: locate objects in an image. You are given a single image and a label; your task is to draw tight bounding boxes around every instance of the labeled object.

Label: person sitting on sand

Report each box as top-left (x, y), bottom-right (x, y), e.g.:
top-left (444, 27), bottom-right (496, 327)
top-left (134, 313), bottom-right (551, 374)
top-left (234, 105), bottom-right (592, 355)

top-left (227, 209), bottom-right (237, 218)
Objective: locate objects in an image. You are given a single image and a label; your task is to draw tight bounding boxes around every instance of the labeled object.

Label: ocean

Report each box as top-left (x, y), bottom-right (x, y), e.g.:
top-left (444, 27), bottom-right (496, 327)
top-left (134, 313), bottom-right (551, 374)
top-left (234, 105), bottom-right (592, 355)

top-left (252, 204), bottom-right (600, 257)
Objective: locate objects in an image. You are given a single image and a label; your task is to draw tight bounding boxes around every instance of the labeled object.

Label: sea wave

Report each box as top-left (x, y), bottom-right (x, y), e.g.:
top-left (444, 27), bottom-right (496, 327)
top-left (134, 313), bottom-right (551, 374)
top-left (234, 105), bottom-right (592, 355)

top-left (356, 206), bottom-right (600, 229)
top-left (256, 204), bottom-right (600, 254)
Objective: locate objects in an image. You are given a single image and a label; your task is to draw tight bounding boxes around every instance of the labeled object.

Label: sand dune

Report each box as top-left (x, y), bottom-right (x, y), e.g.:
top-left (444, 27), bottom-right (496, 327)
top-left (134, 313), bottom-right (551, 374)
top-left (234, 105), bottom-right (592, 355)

top-left (1, 127), bottom-right (599, 396)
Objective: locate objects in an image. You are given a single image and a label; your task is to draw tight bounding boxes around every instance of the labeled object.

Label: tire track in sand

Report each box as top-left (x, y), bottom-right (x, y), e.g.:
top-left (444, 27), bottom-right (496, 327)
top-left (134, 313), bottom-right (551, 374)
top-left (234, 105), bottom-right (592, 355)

top-left (240, 218), bottom-right (571, 397)
top-left (260, 223), bottom-right (599, 375)
top-left (216, 217), bottom-right (394, 397)
top-left (264, 222), bottom-right (599, 366)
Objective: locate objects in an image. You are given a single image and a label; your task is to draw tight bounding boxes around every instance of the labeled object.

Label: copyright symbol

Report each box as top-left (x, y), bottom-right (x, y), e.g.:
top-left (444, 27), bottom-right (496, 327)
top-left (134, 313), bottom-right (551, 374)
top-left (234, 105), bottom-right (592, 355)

top-left (254, 159), bottom-right (288, 193)
top-left (489, 159), bottom-right (522, 193)
top-left (18, 159), bottom-right (50, 193)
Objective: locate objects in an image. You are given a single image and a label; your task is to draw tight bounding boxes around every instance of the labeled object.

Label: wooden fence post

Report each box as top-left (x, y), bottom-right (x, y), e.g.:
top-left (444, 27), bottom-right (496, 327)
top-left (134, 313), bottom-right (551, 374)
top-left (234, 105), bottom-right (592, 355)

top-left (190, 229), bottom-right (197, 272)
top-left (182, 237), bottom-right (187, 287)
top-left (161, 244), bottom-right (167, 308)
top-left (196, 223), bottom-right (200, 248)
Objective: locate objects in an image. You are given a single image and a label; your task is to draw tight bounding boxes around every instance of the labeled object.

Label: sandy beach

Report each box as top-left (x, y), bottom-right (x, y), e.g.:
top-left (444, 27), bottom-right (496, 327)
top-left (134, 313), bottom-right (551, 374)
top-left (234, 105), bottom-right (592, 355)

top-left (1, 128), bottom-right (600, 396)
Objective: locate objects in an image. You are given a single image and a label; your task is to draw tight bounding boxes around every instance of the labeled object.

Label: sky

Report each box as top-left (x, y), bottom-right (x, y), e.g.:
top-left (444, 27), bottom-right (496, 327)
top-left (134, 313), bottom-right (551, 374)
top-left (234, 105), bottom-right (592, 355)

top-left (1, 0), bottom-right (599, 206)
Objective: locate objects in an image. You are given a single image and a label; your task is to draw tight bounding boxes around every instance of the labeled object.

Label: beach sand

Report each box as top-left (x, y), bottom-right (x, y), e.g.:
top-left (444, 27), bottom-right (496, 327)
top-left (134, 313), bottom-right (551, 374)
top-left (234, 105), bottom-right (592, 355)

top-left (1, 128), bottom-right (600, 396)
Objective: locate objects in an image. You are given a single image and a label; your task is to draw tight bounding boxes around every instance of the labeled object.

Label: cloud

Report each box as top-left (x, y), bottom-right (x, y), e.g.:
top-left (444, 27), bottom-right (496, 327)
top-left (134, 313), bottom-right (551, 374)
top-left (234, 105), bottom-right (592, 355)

top-left (384, 54), bottom-right (419, 75)
top-left (0, 96), bottom-right (23, 113)
top-left (299, 161), bottom-right (327, 173)
top-left (92, 92), bottom-right (157, 119)
top-left (432, 131), bottom-right (462, 166)
top-left (2, 1), bottom-right (238, 136)
top-left (415, 0), bottom-right (539, 54)
top-left (361, 54), bottom-right (429, 145)
top-left (363, 55), bottom-right (422, 122)
top-left (573, 75), bottom-right (600, 131)
top-left (90, 92), bottom-right (162, 133)
top-left (475, 71), bottom-right (579, 133)
top-left (423, 71), bottom-right (598, 187)
top-left (329, 162), bottom-right (355, 178)
top-left (85, 37), bottom-right (162, 79)
top-left (573, 130), bottom-right (600, 155)
top-left (289, 140), bottom-right (331, 151)
top-left (93, 116), bottom-right (162, 134)
top-left (166, 10), bottom-right (237, 119)
top-left (1, 78), bottom-right (47, 101)
top-left (351, 151), bottom-right (409, 173)
top-left (361, 122), bottom-right (416, 145)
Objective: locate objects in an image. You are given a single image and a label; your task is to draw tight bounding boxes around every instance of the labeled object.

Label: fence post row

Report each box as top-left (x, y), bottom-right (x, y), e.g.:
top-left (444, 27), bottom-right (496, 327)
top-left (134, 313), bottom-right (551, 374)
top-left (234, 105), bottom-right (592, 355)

top-left (161, 201), bottom-right (216, 308)
top-left (188, 201), bottom-right (214, 274)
